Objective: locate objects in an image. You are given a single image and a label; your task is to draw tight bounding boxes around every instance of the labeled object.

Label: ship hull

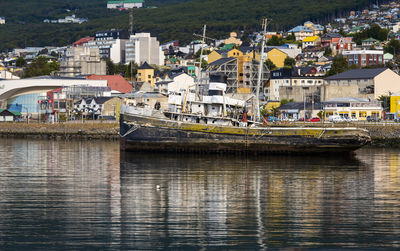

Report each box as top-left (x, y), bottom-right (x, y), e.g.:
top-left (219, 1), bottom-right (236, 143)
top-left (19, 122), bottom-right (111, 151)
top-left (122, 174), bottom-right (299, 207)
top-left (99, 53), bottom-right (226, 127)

top-left (120, 113), bottom-right (371, 154)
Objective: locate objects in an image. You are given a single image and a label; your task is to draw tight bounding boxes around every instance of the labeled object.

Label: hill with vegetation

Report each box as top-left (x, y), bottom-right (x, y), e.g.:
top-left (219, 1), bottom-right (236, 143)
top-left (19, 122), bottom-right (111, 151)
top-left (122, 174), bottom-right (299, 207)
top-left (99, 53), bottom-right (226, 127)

top-left (0, 0), bottom-right (380, 50)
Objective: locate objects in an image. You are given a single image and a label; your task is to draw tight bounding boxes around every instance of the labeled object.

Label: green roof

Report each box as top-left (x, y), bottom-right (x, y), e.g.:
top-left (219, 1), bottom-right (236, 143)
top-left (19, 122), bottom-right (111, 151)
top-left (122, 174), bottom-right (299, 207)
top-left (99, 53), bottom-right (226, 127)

top-left (220, 43), bottom-right (235, 50)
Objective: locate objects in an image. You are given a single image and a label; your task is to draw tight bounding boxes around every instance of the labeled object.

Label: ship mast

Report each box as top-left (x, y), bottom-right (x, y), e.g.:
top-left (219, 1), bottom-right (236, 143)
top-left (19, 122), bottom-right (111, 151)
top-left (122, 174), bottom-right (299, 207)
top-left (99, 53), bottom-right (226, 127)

top-left (255, 18), bottom-right (269, 122)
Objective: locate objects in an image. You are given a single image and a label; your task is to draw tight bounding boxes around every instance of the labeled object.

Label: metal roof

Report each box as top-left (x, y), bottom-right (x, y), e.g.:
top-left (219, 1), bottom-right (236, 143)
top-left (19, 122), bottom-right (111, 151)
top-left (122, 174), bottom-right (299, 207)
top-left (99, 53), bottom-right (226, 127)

top-left (324, 68), bottom-right (388, 80)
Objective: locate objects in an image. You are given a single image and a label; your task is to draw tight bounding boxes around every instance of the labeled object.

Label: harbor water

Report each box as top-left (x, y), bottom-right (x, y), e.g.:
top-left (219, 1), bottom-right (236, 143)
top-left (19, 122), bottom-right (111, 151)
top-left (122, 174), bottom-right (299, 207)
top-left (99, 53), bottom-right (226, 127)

top-left (0, 139), bottom-right (399, 249)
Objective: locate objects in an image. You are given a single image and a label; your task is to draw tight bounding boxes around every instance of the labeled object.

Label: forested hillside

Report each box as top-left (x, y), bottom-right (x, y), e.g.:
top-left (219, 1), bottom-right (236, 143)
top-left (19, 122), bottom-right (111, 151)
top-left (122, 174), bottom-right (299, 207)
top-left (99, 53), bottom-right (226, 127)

top-left (0, 0), bottom-right (381, 50)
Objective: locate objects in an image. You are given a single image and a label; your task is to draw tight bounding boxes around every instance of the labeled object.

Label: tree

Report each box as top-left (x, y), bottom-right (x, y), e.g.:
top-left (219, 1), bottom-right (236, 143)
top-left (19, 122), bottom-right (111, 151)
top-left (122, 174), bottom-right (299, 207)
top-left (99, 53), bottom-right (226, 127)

top-left (106, 58), bottom-right (116, 75)
top-left (286, 32), bottom-right (296, 42)
top-left (23, 56), bottom-right (59, 78)
top-left (15, 57), bottom-right (27, 67)
top-left (266, 35), bottom-right (283, 46)
top-left (378, 94), bottom-right (391, 112)
top-left (352, 24), bottom-right (389, 45)
top-left (326, 55), bottom-right (349, 76)
top-left (324, 47), bottom-right (332, 57)
top-left (116, 63), bottom-right (127, 76)
top-left (385, 38), bottom-right (400, 55)
top-left (265, 59), bottom-right (277, 70)
top-left (284, 57), bottom-right (296, 68)
top-left (280, 98), bottom-right (294, 105)
top-left (125, 62), bottom-right (138, 79)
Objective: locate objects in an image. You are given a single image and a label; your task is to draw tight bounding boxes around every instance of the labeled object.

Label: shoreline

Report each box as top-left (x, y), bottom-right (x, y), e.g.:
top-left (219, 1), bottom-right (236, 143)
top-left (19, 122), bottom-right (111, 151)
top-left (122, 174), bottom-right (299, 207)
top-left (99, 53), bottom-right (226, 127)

top-left (0, 122), bottom-right (119, 140)
top-left (1, 122), bottom-right (400, 146)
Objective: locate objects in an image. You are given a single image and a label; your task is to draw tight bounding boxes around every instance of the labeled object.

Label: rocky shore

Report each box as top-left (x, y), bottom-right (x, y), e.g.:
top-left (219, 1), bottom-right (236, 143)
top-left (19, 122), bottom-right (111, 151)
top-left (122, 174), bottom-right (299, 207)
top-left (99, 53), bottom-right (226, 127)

top-left (1, 122), bottom-right (400, 147)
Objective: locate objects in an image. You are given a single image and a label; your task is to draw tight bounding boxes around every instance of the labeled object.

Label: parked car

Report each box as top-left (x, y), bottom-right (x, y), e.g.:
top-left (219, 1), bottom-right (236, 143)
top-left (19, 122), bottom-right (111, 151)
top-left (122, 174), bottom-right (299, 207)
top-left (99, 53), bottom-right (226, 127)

top-left (366, 116), bottom-right (381, 122)
top-left (328, 115), bottom-right (345, 123)
top-left (306, 117), bottom-right (321, 122)
top-left (347, 116), bottom-right (358, 122)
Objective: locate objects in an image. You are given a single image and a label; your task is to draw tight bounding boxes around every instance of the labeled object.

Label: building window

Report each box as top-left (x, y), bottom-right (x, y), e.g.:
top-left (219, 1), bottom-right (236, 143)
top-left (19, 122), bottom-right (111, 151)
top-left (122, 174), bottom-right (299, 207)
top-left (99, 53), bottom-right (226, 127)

top-left (148, 75), bottom-right (151, 78)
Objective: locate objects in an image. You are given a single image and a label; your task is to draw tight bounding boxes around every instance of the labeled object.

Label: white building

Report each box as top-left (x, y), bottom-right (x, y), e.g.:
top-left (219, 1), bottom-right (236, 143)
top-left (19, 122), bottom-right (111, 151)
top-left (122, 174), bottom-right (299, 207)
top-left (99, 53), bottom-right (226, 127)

top-left (0, 76), bottom-right (107, 114)
top-left (155, 73), bottom-right (195, 95)
top-left (0, 17), bottom-right (5, 25)
top-left (107, 0), bottom-right (144, 9)
top-left (125, 33), bottom-right (164, 66)
top-left (86, 39), bottom-right (127, 63)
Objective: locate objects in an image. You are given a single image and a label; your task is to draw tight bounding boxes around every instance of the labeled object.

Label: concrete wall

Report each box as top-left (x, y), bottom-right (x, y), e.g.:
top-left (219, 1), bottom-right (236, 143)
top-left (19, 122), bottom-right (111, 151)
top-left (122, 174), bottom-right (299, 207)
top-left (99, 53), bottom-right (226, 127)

top-left (279, 85), bottom-right (321, 102)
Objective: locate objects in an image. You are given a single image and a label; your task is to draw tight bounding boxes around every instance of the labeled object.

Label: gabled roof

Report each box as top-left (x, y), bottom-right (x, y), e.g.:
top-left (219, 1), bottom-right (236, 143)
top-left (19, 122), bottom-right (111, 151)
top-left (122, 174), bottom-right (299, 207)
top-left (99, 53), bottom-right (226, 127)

top-left (363, 37), bottom-right (380, 42)
top-left (0, 109), bottom-right (20, 116)
top-left (207, 57), bottom-right (237, 67)
top-left (93, 97), bottom-right (115, 105)
top-left (321, 33), bottom-right (343, 40)
top-left (138, 62), bottom-right (154, 70)
top-left (87, 74), bottom-right (133, 93)
top-left (325, 68), bottom-right (388, 80)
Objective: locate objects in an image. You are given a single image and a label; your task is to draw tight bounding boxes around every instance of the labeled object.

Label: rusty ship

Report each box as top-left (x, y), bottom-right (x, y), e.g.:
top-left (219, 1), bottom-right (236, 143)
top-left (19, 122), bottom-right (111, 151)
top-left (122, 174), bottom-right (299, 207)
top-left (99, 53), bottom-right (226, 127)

top-left (119, 81), bottom-right (371, 154)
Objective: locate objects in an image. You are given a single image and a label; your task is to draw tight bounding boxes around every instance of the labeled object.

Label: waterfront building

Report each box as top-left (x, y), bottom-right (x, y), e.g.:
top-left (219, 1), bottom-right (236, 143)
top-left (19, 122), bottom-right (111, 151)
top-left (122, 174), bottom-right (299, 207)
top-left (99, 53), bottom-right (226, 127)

top-left (125, 33), bottom-right (164, 66)
top-left (0, 76), bottom-right (107, 116)
top-left (268, 67), bottom-right (324, 101)
top-left (74, 97), bottom-right (121, 120)
top-left (322, 68), bottom-right (400, 101)
top-left (47, 85), bottom-right (112, 120)
top-left (278, 102), bottom-right (322, 120)
top-left (59, 47), bottom-right (106, 77)
top-left (323, 97), bottom-right (383, 120)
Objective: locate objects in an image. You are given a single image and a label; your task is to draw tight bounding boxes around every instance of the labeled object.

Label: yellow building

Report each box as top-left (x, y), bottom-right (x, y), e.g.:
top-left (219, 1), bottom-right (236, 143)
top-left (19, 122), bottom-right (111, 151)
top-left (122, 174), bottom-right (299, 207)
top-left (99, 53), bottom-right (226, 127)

top-left (324, 97), bottom-right (383, 120)
top-left (137, 62), bottom-right (155, 88)
top-left (302, 36), bottom-right (321, 48)
top-left (390, 93), bottom-right (400, 116)
top-left (266, 48), bottom-right (288, 68)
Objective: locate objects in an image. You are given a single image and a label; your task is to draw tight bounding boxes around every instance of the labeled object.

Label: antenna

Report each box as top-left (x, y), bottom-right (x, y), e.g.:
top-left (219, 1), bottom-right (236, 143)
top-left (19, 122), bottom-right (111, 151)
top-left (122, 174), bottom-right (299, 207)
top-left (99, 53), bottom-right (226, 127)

top-left (255, 18), bottom-right (269, 122)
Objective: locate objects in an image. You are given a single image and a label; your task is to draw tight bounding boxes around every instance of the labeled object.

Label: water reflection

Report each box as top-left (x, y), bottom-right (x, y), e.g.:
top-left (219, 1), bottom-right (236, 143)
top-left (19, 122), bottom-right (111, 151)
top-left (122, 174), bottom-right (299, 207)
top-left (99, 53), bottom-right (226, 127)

top-left (0, 139), bottom-right (399, 249)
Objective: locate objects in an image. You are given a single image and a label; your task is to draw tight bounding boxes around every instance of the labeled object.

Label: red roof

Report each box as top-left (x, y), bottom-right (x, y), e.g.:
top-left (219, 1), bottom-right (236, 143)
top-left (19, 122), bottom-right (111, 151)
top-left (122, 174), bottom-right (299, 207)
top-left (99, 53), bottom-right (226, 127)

top-left (73, 37), bottom-right (94, 47)
top-left (86, 75), bottom-right (133, 93)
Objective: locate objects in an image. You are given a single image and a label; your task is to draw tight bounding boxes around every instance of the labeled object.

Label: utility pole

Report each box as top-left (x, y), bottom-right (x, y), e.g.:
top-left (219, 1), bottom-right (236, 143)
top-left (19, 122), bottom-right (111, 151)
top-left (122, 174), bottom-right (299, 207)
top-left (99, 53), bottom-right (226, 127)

top-left (255, 18), bottom-right (269, 122)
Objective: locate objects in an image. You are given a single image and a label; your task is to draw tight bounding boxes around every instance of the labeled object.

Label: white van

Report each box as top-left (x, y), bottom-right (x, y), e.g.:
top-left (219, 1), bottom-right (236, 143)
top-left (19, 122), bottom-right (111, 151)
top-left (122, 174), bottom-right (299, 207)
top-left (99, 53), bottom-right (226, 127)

top-left (328, 115), bottom-right (344, 123)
